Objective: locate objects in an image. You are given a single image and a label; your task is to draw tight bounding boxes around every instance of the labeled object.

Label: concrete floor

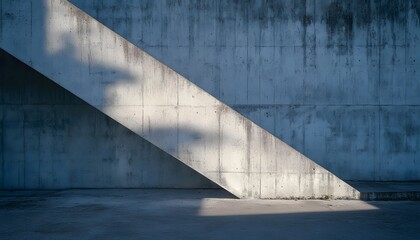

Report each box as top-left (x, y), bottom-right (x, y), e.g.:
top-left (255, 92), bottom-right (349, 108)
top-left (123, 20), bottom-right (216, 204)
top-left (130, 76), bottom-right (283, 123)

top-left (0, 189), bottom-right (419, 240)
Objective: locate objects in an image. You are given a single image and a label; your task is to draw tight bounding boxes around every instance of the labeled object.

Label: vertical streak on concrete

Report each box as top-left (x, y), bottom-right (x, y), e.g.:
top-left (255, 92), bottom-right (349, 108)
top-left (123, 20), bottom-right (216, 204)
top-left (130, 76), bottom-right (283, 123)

top-left (246, 2), bottom-right (249, 104)
top-left (30, 1), bottom-right (32, 46)
top-left (160, 0), bottom-right (164, 71)
top-left (377, 2), bottom-right (382, 180)
top-left (302, 0), bottom-right (308, 68)
top-left (313, 0), bottom-right (317, 69)
top-left (217, 105), bottom-right (221, 184)
top-left (404, 3), bottom-right (408, 105)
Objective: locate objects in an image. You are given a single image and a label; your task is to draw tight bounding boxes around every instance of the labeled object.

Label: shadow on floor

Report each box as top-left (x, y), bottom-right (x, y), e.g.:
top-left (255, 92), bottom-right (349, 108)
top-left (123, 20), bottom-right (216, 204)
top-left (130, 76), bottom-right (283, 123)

top-left (0, 189), bottom-right (419, 240)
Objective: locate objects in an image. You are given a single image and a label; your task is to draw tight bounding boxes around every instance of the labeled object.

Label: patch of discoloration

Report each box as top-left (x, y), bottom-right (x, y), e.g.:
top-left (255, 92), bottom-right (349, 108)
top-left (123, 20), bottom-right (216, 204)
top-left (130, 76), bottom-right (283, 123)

top-left (292, 0), bottom-right (315, 67)
top-left (412, 0), bottom-right (420, 21)
top-left (384, 131), bottom-right (403, 153)
top-left (377, 0), bottom-right (409, 25)
top-left (354, 0), bottom-right (373, 28)
top-left (355, 0), bottom-right (413, 27)
top-left (247, 0), bottom-right (286, 27)
top-left (324, 1), bottom-right (353, 54)
top-left (292, 0), bottom-right (314, 28)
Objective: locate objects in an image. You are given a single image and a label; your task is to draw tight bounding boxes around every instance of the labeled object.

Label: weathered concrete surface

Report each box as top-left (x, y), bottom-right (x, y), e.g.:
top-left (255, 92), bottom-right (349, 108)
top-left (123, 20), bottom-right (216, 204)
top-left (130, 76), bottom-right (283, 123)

top-left (0, 49), bottom-right (217, 189)
top-left (349, 181), bottom-right (420, 200)
top-left (71, 0), bottom-right (420, 181)
top-left (0, 0), bottom-right (358, 198)
top-left (1, 189), bottom-right (420, 240)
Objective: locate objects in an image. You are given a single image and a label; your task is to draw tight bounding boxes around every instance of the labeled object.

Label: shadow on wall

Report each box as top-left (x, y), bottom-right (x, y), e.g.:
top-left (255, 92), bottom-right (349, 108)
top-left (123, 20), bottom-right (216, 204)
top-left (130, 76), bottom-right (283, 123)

top-left (0, 0), bottom-right (220, 189)
top-left (0, 0), bottom-right (247, 190)
top-left (36, 0), bottom-right (228, 152)
top-left (69, 0), bottom-right (420, 181)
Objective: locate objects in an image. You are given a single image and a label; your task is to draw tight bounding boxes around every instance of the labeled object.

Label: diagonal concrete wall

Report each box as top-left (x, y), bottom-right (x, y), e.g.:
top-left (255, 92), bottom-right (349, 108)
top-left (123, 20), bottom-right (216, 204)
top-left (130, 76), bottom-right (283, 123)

top-left (0, 0), bottom-right (359, 198)
top-left (70, 0), bottom-right (420, 181)
top-left (0, 49), bottom-right (218, 189)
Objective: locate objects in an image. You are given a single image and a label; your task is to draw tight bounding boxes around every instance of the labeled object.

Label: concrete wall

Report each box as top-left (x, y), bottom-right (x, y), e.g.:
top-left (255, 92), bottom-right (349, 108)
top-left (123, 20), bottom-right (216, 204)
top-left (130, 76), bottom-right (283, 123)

top-left (71, 0), bottom-right (420, 181)
top-left (0, 49), bottom-right (217, 189)
top-left (0, 0), bottom-right (359, 199)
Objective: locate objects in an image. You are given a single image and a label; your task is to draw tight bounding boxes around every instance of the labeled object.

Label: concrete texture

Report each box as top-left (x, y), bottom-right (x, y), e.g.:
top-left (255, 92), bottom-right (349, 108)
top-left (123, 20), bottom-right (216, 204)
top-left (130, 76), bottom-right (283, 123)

top-left (349, 181), bottom-right (420, 200)
top-left (1, 189), bottom-right (420, 240)
top-left (0, 0), bottom-right (358, 199)
top-left (0, 49), bottom-right (217, 189)
top-left (70, 0), bottom-right (420, 181)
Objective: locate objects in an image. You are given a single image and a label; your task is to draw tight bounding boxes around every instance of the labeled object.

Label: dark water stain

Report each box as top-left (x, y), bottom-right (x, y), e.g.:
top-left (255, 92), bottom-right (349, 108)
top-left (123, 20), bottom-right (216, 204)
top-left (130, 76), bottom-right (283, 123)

top-left (4, 12), bottom-right (15, 20)
top-left (266, 0), bottom-right (287, 24)
top-left (166, 0), bottom-right (183, 8)
top-left (250, 0), bottom-right (286, 23)
top-left (230, 0), bottom-right (286, 28)
top-left (292, 0), bottom-right (313, 26)
top-left (376, 1), bottom-right (409, 65)
top-left (286, 106), bottom-right (298, 123)
top-left (353, 0), bottom-right (413, 27)
top-left (412, 0), bottom-right (420, 21)
top-left (355, 0), bottom-right (372, 28)
top-left (324, 1), bottom-right (353, 54)
top-left (405, 123), bottom-right (418, 135)
top-left (405, 113), bottom-right (420, 137)
top-left (377, 0), bottom-right (409, 24)
top-left (292, 0), bottom-right (314, 67)
top-left (137, 0), bottom-right (155, 34)
top-left (324, 2), bottom-right (353, 36)
top-left (232, 105), bottom-right (259, 117)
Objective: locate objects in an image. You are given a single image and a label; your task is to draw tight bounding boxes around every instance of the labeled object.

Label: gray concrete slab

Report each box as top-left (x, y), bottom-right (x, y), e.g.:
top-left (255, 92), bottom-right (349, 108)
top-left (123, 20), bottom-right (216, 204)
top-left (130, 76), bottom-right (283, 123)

top-left (1, 189), bottom-right (420, 240)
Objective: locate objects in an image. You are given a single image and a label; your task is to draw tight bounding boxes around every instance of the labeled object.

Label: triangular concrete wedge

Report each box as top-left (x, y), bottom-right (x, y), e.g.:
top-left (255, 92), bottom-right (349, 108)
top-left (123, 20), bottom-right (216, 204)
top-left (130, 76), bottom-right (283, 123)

top-left (0, 0), bottom-right (359, 199)
top-left (0, 48), bottom-right (221, 190)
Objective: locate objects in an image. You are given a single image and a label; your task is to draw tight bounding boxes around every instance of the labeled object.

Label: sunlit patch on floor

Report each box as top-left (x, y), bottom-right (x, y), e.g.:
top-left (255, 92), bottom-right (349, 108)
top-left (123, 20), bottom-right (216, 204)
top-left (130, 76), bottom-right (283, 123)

top-left (198, 199), bottom-right (379, 216)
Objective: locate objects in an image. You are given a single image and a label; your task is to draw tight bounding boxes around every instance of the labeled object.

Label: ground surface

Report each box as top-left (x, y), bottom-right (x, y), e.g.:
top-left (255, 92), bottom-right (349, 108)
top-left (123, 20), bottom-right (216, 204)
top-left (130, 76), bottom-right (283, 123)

top-left (0, 189), bottom-right (419, 240)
